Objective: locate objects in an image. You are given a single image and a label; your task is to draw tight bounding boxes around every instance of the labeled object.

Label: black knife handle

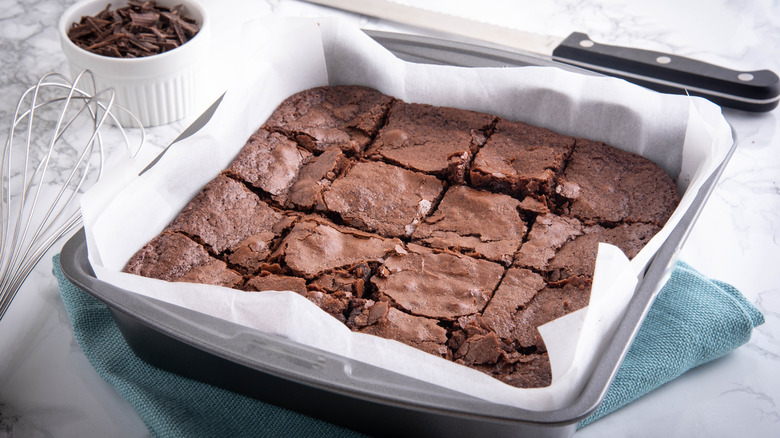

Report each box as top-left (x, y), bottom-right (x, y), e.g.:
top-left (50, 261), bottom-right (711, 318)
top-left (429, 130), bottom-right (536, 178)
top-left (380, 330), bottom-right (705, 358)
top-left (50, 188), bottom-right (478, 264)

top-left (551, 32), bottom-right (780, 112)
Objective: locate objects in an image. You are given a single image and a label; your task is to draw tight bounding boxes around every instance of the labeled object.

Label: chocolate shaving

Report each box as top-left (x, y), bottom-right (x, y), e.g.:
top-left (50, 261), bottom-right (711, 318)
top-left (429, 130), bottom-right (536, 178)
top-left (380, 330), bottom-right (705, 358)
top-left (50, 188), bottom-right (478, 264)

top-left (67, 1), bottom-right (200, 58)
top-left (129, 11), bottom-right (160, 28)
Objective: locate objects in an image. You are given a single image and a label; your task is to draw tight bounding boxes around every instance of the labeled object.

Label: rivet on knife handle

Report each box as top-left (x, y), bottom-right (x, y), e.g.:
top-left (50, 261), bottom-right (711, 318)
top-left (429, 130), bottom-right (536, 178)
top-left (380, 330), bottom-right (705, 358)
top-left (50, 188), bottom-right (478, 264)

top-left (551, 32), bottom-right (780, 112)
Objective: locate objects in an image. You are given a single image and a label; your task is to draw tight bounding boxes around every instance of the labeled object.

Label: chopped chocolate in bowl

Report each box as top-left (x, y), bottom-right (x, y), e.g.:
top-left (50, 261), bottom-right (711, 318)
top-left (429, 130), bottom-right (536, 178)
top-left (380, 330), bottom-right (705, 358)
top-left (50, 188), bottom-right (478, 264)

top-left (66, 1), bottom-right (201, 58)
top-left (58, 0), bottom-right (211, 126)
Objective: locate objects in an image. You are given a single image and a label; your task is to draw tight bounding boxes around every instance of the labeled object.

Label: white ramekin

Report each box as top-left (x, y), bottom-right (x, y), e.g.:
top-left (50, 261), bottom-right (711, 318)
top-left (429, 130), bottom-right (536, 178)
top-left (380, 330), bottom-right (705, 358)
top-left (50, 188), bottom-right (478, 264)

top-left (59, 0), bottom-right (211, 127)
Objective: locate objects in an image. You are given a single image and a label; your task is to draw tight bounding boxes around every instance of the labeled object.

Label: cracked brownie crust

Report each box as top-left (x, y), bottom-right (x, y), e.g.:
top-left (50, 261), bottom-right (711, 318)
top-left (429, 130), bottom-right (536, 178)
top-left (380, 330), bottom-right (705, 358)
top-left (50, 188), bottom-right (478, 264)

top-left (123, 85), bottom-right (680, 389)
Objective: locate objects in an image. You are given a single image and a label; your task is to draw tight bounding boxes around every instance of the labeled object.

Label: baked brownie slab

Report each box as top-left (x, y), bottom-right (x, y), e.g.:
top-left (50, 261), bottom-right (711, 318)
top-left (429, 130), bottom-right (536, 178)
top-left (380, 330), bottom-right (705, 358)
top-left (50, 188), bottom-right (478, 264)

top-left (412, 185), bottom-right (526, 265)
top-left (123, 85), bottom-right (681, 390)
top-left (264, 85), bottom-right (393, 155)
top-left (366, 101), bottom-right (496, 181)
top-left (320, 160), bottom-right (445, 238)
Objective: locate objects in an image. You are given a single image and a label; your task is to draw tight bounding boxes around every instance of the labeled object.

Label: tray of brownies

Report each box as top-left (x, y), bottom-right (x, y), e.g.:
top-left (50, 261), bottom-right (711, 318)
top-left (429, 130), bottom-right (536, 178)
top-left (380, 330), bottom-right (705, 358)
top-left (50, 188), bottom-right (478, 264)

top-left (61, 17), bottom-right (735, 438)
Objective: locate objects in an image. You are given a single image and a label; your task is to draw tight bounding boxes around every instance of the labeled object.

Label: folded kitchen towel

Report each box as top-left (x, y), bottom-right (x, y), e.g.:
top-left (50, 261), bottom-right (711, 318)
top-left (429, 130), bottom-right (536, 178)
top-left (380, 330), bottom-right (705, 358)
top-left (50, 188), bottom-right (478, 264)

top-left (53, 255), bottom-right (763, 436)
top-left (577, 261), bottom-right (764, 427)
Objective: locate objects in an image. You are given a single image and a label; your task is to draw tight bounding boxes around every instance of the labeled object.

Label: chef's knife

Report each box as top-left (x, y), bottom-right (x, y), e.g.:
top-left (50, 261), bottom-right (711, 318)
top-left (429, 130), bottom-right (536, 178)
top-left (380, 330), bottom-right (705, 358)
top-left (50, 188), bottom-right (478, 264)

top-left (300, 0), bottom-right (780, 112)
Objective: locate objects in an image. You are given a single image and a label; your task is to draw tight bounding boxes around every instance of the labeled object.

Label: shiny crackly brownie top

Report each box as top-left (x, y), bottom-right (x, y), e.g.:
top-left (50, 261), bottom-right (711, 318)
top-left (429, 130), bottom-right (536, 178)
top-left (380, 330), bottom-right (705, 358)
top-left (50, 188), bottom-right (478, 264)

top-left (123, 85), bottom-right (679, 389)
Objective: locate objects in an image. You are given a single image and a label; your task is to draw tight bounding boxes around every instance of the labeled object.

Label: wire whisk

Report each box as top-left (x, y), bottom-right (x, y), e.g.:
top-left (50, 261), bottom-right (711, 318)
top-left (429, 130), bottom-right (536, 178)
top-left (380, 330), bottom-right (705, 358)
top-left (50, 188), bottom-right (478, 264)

top-left (0, 70), bottom-right (143, 320)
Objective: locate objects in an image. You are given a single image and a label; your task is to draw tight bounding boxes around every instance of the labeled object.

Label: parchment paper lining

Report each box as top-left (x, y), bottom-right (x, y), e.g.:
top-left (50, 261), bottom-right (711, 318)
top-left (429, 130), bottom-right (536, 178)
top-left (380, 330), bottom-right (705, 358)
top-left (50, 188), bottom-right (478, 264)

top-left (80, 17), bottom-right (733, 411)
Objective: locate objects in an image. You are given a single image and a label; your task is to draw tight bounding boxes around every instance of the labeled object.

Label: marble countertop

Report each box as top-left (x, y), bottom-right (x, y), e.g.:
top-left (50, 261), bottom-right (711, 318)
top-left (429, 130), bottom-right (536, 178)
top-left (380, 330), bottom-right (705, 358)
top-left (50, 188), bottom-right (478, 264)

top-left (1, 0), bottom-right (778, 437)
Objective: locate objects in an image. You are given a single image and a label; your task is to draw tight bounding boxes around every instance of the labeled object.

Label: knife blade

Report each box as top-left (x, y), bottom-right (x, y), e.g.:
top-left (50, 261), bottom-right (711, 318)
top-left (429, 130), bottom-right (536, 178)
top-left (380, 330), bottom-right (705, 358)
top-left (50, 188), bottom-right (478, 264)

top-left (301, 0), bottom-right (780, 112)
top-left (139, 91), bottom-right (226, 176)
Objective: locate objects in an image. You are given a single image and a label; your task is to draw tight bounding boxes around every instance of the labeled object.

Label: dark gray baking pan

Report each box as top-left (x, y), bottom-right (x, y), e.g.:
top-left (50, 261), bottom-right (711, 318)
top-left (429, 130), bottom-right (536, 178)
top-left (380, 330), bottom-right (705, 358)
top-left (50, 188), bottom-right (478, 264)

top-left (60, 31), bottom-right (738, 438)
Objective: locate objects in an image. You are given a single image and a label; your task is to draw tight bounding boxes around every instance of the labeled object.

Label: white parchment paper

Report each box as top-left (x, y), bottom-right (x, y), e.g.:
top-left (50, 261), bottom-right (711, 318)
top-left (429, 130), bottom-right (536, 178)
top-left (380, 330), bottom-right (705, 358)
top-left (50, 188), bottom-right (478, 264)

top-left (80, 17), bottom-right (734, 411)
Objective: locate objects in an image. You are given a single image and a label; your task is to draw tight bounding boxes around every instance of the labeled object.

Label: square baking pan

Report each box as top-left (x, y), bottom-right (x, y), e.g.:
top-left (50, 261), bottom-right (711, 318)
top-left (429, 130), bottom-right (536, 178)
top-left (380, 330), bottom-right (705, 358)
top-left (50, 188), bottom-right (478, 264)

top-left (60, 30), bottom-right (737, 438)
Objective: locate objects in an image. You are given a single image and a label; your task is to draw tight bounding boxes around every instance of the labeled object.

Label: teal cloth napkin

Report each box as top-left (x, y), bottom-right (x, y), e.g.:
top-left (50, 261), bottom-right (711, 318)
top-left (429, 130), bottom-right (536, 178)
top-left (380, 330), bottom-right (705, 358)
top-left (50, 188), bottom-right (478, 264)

top-left (53, 255), bottom-right (763, 436)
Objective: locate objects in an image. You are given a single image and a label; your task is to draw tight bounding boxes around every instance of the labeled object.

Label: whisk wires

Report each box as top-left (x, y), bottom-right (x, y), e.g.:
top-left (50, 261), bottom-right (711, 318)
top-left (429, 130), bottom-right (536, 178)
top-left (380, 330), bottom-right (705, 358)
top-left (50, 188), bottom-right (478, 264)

top-left (0, 70), bottom-right (143, 320)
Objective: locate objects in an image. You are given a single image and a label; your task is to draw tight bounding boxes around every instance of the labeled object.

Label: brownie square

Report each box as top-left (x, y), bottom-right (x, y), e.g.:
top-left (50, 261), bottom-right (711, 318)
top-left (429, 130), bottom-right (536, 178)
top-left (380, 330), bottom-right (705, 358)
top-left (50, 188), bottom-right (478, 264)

top-left (264, 85), bottom-right (393, 154)
top-left (273, 216), bottom-right (403, 279)
top-left (412, 185), bottom-right (526, 265)
top-left (558, 138), bottom-right (680, 225)
top-left (357, 305), bottom-right (450, 357)
top-left (467, 351), bottom-right (552, 389)
top-left (320, 161), bottom-right (445, 238)
top-left (124, 232), bottom-right (242, 288)
top-left (164, 175), bottom-right (289, 271)
top-left (505, 276), bottom-right (592, 352)
top-left (449, 312), bottom-right (552, 387)
top-left (366, 101), bottom-right (495, 181)
top-left (546, 222), bottom-right (661, 281)
top-left (513, 213), bottom-right (584, 272)
top-left (224, 129), bottom-right (311, 200)
top-left (371, 244), bottom-right (505, 320)
top-left (470, 119), bottom-right (575, 198)
top-left (481, 268), bottom-right (546, 339)
top-left (515, 213), bottom-right (661, 281)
